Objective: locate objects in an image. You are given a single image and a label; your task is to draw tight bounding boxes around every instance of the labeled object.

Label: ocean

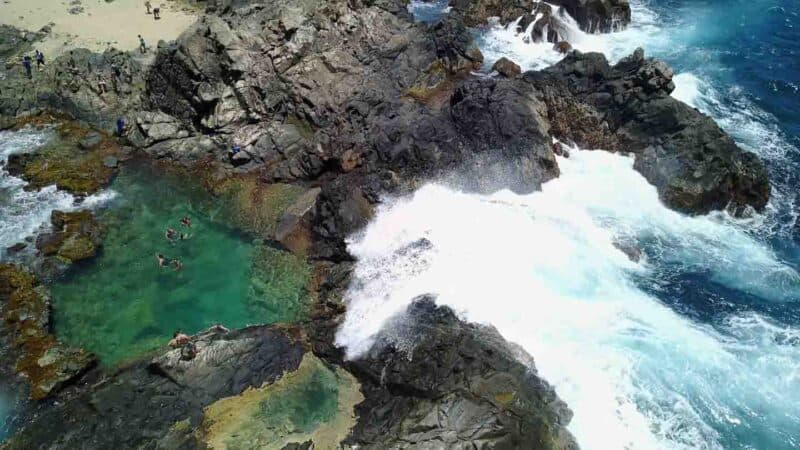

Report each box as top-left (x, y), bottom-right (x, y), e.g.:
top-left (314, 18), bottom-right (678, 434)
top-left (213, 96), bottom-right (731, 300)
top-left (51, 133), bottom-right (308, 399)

top-left (336, 1), bottom-right (800, 449)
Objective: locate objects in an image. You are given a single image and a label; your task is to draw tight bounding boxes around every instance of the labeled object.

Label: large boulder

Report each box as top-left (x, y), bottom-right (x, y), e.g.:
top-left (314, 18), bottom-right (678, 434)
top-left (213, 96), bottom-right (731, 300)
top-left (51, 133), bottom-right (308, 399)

top-left (35, 210), bottom-right (104, 263)
top-left (554, 0), bottom-right (631, 32)
top-left (345, 298), bottom-right (577, 449)
top-left (493, 57), bottom-right (522, 77)
top-left (526, 48), bottom-right (770, 214)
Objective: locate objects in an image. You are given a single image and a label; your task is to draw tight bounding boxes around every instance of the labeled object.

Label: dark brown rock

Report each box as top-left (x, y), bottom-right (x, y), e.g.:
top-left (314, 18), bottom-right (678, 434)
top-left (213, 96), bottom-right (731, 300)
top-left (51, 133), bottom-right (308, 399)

top-left (493, 57), bottom-right (522, 78)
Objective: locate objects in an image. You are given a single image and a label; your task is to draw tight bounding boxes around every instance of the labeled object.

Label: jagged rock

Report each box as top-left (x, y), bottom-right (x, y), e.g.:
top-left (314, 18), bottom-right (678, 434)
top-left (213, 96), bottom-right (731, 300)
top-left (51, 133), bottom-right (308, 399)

top-left (554, 41), bottom-right (573, 53)
top-left (451, 0), bottom-right (630, 32)
top-left (344, 298), bottom-right (577, 449)
top-left (274, 187), bottom-right (321, 255)
top-left (0, 46), bottom-right (146, 129)
top-left (555, 0), bottom-right (631, 32)
top-left (525, 48), bottom-right (770, 214)
top-left (35, 210), bottom-right (103, 263)
top-left (3, 326), bottom-right (307, 449)
top-left (0, 264), bottom-right (96, 400)
top-left (493, 57), bottom-right (522, 77)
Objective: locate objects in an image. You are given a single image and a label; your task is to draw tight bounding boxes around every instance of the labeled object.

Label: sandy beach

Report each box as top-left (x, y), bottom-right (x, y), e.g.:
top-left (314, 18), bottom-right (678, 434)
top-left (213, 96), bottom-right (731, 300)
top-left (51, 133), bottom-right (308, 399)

top-left (0, 0), bottom-right (199, 58)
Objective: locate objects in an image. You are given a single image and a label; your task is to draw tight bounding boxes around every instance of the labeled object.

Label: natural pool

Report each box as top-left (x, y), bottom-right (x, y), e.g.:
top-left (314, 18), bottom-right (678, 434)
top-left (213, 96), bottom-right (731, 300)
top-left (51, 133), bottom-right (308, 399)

top-left (51, 161), bottom-right (311, 366)
top-left (202, 354), bottom-right (363, 450)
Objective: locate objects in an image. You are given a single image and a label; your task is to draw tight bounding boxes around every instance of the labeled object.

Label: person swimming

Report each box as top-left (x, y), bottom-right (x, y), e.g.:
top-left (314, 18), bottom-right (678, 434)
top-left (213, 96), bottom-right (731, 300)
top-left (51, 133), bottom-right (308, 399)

top-left (155, 253), bottom-right (169, 267)
top-left (168, 330), bottom-right (190, 347)
top-left (179, 232), bottom-right (191, 241)
top-left (165, 227), bottom-right (177, 243)
top-left (172, 259), bottom-right (183, 271)
top-left (180, 216), bottom-right (192, 228)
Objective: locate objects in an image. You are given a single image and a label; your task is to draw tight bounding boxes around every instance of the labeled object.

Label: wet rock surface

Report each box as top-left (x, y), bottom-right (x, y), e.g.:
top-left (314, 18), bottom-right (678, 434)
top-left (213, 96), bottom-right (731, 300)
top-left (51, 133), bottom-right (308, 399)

top-left (35, 210), bottom-right (104, 264)
top-left (342, 298), bottom-right (577, 449)
top-left (0, 265), bottom-right (95, 401)
top-left (450, 0), bottom-right (631, 33)
top-left (2, 325), bottom-right (306, 449)
top-left (0, 0), bottom-right (772, 447)
top-left (526, 49), bottom-right (770, 214)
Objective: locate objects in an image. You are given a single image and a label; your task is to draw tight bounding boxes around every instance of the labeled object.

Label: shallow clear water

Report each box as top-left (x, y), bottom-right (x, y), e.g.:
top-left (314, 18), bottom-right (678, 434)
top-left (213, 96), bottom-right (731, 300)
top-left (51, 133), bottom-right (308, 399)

top-left (50, 161), bottom-right (309, 366)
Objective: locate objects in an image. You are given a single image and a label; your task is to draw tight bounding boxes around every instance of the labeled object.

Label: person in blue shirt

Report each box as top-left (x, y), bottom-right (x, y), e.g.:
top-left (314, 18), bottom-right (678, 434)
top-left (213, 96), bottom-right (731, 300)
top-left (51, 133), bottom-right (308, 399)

top-left (116, 117), bottom-right (126, 136)
top-left (21, 56), bottom-right (32, 78)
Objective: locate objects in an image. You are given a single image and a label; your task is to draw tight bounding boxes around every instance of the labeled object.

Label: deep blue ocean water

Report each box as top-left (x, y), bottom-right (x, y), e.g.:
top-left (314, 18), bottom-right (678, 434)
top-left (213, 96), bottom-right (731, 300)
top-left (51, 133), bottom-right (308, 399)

top-left (402, 1), bottom-right (800, 448)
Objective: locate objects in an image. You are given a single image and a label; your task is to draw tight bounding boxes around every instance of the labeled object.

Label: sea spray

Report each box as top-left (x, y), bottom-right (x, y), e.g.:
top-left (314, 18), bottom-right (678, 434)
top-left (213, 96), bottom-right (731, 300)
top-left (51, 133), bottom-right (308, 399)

top-left (0, 128), bottom-right (117, 255)
top-left (336, 148), bottom-right (800, 449)
top-left (0, 128), bottom-right (73, 252)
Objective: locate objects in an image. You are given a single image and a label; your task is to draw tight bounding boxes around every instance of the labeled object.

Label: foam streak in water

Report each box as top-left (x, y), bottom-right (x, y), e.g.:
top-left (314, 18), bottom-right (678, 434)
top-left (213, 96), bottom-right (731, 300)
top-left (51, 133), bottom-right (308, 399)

top-left (336, 149), bottom-right (800, 450)
top-left (0, 128), bottom-right (74, 252)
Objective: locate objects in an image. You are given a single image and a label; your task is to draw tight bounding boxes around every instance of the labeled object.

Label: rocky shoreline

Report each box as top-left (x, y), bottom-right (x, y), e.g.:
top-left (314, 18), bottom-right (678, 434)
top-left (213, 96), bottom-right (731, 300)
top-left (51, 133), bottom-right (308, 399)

top-left (0, 0), bottom-right (770, 448)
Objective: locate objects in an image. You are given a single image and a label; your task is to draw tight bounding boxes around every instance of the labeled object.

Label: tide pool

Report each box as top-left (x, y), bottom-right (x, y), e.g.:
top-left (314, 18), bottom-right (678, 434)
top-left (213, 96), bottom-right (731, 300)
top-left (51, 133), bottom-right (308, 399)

top-left (51, 161), bottom-right (310, 366)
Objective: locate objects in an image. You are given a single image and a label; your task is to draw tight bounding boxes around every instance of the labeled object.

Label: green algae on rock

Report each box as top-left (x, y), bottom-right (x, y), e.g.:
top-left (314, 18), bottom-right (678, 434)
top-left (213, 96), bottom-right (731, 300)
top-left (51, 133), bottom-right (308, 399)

top-left (0, 264), bottom-right (95, 400)
top-left (7, 119), bottom-right (120, 195)
top-left (35, 210), bottom-right (104, 264)
top-left (248, 246), bottom-right (313, 324)
top-left (208, 176), bottom-right (307, 236)
top-left (200, 353), bottom-right (363, 450)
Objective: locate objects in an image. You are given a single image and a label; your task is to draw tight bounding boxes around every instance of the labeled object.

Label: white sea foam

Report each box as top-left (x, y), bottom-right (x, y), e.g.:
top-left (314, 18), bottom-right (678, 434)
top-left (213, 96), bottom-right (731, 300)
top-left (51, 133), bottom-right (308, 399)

top-left (407, 0), bottom-right (450, 23)
top-left (479, 1), bottom-right (668, 70)
top-left (671, 72), bottom-right (799, 237)
top-left (0, 128), bottom-right (75, 252)
top-left (336, 148), bottom-right (800, 449)
top-left (0, 128), bottom-right (117, 254)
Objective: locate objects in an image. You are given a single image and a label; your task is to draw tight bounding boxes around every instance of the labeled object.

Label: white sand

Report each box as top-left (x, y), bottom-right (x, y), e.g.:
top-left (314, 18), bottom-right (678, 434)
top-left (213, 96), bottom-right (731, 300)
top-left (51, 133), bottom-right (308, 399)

top-left (0, 0), bottom-right (199, 58)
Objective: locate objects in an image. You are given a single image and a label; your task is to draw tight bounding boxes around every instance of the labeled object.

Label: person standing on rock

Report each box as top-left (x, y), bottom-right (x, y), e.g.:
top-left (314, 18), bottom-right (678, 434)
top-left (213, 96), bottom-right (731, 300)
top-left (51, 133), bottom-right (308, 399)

top-left (67, 51), bottom-right (77, 74)
top-left (138, 35), bottom-right (147, 54)
top-left (116, 117), bottom-right (126, 137)
top-left (229, 143), bottom-right (241, 160)
top-left (21, 56), bottom-right (32, 78)
top-left (34, 50), bottom-right (45, 70)
top-left (97, 74), bottom-right (108, 94)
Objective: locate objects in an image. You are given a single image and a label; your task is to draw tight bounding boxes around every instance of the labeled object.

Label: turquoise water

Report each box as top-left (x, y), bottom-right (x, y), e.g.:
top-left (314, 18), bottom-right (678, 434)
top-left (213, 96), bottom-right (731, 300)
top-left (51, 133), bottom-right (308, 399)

top-left (50, 161), bottom-right (309, 366)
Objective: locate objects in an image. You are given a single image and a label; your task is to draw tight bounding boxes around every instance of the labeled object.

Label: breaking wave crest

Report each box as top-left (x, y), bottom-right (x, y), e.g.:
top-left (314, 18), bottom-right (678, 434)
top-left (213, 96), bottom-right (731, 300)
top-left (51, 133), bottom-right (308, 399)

top-left (337, 149), bottom-right (800, 449)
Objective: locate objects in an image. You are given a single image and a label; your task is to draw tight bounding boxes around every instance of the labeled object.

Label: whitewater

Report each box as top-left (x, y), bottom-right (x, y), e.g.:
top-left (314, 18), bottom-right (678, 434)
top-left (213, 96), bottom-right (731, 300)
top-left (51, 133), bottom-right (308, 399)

top-left (336, 1), bottom-right (800, 449)
top-left (0, 128), bottom-right (116, 258)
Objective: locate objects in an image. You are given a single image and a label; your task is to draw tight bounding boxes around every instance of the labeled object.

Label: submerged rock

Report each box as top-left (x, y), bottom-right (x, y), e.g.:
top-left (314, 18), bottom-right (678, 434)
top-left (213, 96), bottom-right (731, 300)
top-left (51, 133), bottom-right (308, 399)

top-left (0, 264), bottom-right (95, 400)
top-left (35, 210), bottom-right (104, 264)
top-left (493, 57), bottom-right (522, 78)
top-left (196, 353), bottom-right (363, 450)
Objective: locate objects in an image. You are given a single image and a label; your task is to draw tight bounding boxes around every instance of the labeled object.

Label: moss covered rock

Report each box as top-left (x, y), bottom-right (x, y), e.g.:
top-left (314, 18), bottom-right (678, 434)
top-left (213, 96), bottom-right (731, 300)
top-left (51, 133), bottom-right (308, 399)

top-left (199, 353), bottom-right (363, 450)
top-left (8, 118), bottom-right (120, 195)
top-left (35, 209), bottom-right (103, 264)
top-left (0, 264), bottom-right (95, 400)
